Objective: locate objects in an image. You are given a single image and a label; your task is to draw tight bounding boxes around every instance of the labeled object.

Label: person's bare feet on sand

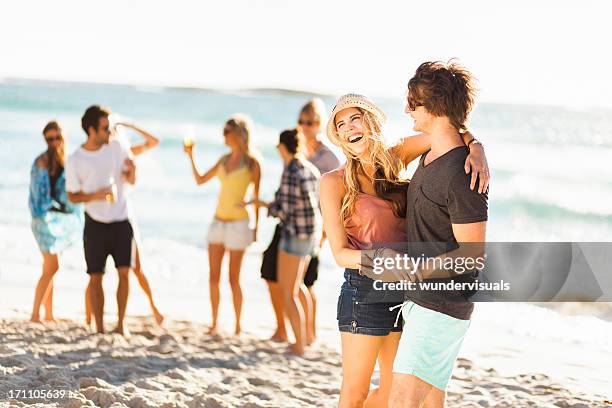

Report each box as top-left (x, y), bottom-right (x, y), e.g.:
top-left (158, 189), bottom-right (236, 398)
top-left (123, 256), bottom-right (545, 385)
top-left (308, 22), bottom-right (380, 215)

top-left (270, 329), bottom-right (288, 343)
top-left (206, 325), bottom-right (219, 335)
top-left (30, 314), bottom-right (42, 324)
top-left (112, 326), bottom-right (131, 339)
top-left (153, 309), bottom-right (165, 326)
top-left (288, 343), bottom-right (305, 356)
top-left (306, 335), bottom-right (316, 346)
top-left (234, 324), bottom-right (241, 336)
top-left (43, 316), bottom-right (57, 323)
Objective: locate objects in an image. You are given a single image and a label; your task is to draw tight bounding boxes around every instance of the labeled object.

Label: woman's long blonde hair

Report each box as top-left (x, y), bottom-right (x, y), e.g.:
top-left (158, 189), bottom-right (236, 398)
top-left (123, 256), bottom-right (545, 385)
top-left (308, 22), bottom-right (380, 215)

top-left (329, 108), bottom-right (409, 226)
top-left (225, 114), bottom-right (260, 169)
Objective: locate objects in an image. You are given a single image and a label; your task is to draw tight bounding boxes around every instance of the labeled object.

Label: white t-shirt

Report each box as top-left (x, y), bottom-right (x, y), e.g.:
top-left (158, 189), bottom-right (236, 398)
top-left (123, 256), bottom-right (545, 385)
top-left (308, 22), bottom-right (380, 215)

top-left (65, 139), bottom-right (133, 223)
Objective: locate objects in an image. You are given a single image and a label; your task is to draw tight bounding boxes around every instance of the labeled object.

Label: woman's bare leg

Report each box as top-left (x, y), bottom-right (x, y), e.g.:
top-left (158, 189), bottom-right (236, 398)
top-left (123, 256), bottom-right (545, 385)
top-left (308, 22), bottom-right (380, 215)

top-left (365, 332), bottom-right (402, 408)
top-left (277, 250), bottom-right (308, 355)
top-left (339, 332), bottom-right (384, 408)
top-left (267, 281), bottom-right (288, 341)
top-left (228, 249), bottom-right (245, 335)
top-left (208, 243), bottom-right (225, 334)
top-left (266, 281), bottom-right (289, 343)
top-left (308, 286), bottom-right (317, 343)
top-left (132, 246), bottom-right (164, 325)
top-left (298, 284), bottom-right (314, 344)
top-left (31, 252), bottom-right (59, 323)
top-left (43, 278), bottom-right (55, 322)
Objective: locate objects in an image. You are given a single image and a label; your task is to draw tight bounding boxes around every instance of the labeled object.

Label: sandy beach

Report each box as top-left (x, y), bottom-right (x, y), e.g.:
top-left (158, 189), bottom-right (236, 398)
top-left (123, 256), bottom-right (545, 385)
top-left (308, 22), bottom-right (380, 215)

top-left (0, 317), bottom-right (342, 408)
top-left (1, 317), bottom-right (610, 408)
top-left (2, 220), bottom-right (612, 407)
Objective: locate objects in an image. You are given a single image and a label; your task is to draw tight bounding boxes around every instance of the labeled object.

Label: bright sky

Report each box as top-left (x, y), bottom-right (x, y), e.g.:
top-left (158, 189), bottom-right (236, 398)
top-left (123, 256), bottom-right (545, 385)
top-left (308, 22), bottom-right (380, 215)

top-left (1, 0), bottom-right (610, 108)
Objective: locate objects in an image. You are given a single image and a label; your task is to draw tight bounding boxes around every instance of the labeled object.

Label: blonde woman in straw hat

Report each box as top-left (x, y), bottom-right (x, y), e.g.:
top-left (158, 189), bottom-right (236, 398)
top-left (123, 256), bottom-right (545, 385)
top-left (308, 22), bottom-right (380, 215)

top-left (184, 114), bottom-right (261, 335)
top-left (319, 94), bottom-right (488, 407)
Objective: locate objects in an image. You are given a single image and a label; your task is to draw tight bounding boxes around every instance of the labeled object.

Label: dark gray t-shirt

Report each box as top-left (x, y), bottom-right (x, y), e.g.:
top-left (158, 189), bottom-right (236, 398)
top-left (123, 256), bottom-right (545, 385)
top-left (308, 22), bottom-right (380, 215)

top-left (308, 143), bottom-right (340, 175)
top-left (405, 146), bottom-right (488, 320)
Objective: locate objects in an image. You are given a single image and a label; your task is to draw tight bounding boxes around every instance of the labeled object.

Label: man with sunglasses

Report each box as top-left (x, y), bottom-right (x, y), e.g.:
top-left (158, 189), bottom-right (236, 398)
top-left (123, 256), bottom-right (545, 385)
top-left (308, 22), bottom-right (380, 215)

top-left (65, 105), bottom-right (136, 336)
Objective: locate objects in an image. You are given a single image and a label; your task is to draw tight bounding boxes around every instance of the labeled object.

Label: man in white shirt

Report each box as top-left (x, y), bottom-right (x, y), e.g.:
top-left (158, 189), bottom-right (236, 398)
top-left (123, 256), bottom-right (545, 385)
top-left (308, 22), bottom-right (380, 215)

top-left (66, 105), bottom-right (136, 336)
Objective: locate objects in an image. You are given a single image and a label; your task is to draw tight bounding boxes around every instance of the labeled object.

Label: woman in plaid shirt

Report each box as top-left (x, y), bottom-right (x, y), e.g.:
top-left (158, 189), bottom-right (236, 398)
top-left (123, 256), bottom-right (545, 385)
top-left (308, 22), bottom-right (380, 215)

top-left (255, 128), bottom-right (321, 355)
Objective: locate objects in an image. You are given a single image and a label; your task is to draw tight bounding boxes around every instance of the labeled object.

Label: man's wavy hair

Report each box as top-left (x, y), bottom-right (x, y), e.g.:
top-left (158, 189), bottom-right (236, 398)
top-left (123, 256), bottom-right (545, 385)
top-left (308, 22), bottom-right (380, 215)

top-left (407, 60), bottom-right (477, 132)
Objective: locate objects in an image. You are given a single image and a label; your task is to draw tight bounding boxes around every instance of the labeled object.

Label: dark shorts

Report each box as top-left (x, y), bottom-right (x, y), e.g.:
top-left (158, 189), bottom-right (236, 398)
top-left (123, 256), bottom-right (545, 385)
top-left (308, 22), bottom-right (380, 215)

top-left (337, 269), bottom-right (404, 336)
top-left (84, 212), bottom-right (133, 274)
top-left (260, 224), bottom-right (319, 287)
top-left (303, 256), bottom-right (319, 288)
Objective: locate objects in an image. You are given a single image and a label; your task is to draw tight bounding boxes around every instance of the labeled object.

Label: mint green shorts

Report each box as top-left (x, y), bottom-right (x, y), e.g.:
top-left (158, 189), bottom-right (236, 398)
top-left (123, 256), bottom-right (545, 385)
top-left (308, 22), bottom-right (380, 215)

top-left (392, 301), bottom-right (470, 391)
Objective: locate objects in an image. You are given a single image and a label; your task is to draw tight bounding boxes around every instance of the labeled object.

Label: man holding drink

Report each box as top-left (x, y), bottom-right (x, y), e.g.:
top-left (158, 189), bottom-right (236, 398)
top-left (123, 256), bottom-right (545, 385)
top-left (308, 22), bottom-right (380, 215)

top-left (65, 105), bottom-right (136, 336)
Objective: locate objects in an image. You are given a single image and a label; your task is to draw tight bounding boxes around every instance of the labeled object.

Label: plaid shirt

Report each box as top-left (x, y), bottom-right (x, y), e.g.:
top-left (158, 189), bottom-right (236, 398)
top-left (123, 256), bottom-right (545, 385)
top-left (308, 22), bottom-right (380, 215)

top-left (268, 158), bottom-right (322, 240)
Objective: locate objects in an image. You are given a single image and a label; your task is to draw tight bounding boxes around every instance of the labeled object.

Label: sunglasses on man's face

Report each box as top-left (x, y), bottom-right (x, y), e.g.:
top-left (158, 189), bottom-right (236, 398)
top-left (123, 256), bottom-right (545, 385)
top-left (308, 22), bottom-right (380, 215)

top-left (45, 135), bottom-right (61, 142)
top-left (298, 119), bottom-right (318, 127)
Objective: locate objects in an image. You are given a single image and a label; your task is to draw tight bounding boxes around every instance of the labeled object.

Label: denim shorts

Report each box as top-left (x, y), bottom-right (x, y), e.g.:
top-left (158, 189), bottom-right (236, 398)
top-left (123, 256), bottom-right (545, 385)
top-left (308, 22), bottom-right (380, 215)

top-left (279, 233), bottom-right (316, 257)
top-left (337, 269), bottom-right (404, 336)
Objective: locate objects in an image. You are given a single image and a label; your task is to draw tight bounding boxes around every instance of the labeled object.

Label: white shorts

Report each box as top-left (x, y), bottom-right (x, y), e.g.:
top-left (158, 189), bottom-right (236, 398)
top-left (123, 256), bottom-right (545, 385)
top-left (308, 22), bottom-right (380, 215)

top-left (207, 218), bottom-right (253, 250)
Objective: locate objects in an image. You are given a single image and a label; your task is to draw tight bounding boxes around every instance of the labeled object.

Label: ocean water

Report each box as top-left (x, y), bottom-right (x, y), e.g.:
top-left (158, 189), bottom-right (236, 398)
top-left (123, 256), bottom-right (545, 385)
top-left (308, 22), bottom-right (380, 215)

top-left (1, 80), bottom-right (612, 396)
top-left (2, 80), bottom-right (612, 241)
top-left (2, 79), bottom-right (611, 245)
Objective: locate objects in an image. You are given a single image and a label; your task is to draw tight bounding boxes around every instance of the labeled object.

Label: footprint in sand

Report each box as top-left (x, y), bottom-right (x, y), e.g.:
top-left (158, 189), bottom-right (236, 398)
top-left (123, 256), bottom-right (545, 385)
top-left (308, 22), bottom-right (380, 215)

top-left (134, 379), bottom-right (166, 391)
top-left (247, 377), bottom-right (283, 391)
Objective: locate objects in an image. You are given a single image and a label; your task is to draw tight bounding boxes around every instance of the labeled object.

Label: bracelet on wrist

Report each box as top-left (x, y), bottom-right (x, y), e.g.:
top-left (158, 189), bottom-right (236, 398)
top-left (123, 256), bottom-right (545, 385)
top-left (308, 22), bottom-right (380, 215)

top-left (467, 139), bottom-right (482, 150)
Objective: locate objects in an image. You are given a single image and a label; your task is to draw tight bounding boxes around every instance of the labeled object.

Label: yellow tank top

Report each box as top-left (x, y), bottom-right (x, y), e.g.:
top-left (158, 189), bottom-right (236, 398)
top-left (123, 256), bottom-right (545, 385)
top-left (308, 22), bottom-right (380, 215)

top-left (215, 160), bottom-right (251, 220)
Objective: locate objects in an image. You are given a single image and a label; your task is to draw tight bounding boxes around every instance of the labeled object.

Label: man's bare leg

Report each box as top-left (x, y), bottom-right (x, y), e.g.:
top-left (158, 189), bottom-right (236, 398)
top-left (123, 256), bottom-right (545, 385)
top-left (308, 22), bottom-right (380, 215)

top-left (89, 273), bottom-right (105, 333)
top-left (389, 374), bottom-right (445, 408)
top-left (115, 267), bottom-right (130, 337)
top-left (85, 281), bottom-right (92, 327)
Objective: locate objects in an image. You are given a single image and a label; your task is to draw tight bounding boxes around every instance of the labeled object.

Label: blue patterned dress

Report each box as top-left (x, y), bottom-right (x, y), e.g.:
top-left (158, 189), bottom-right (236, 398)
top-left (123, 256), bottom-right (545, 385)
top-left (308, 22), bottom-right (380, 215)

top-left (28, 159), bottom-right (83, 254)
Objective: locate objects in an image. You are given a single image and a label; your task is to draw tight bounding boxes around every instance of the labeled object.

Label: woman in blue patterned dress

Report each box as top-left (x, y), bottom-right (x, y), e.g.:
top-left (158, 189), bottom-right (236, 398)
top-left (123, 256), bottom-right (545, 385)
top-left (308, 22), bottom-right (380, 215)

top-left (29, 121), bottom-right (83, 322)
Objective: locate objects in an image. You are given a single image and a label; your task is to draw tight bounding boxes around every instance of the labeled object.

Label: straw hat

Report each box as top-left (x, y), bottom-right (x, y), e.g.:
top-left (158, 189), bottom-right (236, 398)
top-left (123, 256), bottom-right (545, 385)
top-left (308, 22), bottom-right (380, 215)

top-left (326, 93), bottom-right (387, 145)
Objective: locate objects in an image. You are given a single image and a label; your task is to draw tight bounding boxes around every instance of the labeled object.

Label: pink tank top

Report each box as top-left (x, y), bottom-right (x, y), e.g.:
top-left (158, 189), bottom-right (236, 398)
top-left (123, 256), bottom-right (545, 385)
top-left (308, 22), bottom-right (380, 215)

top-left (345, 193), bottom-right (407, 249)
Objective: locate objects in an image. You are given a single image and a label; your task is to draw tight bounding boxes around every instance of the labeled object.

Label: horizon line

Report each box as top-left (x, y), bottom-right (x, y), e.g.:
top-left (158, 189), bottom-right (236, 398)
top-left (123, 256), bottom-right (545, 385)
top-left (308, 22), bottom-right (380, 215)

top-left (1, 76), bottom-right (609, 113)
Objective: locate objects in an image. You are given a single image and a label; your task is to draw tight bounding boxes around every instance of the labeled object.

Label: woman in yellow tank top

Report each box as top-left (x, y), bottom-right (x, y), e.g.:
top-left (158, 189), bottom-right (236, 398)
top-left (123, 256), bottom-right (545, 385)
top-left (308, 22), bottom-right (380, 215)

top-left (215, 159), bottom-right (251, 220)
top-left (184, 114), bottom-right (261, 335)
